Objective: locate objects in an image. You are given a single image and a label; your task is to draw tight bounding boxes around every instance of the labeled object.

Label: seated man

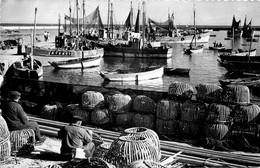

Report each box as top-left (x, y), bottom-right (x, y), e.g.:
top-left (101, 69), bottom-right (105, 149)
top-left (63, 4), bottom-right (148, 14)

top-left (58, 116), bottom-right (95, 160)
top-left (2, 91), bottom-right (46, 145)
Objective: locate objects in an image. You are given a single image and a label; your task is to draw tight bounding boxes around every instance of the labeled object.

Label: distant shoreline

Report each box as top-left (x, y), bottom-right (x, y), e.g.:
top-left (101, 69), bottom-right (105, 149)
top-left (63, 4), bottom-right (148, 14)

top-left (1, 23), bottom-right (260, 31)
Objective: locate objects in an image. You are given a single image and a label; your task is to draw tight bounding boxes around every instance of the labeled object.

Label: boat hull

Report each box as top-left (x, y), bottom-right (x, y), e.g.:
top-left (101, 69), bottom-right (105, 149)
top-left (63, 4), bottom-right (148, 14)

top-left (164, 68), bottom-right (190, 76)
top-left (218, 49), bottom-right (258, 62)
top-left (49, 57), bottom-right (101, 69)
top-left (218, 60), bottom-right (260, 74)
top-left (99, 67), bottom-right (164, 81)
top-left (25, 46), bottom-right (104, 66)
top-left (9, 59), bottom-right (43, 79)
top-left (103, 46), bottom-right (172, 59)
top-left (156, 32), bottom-right (210, 44)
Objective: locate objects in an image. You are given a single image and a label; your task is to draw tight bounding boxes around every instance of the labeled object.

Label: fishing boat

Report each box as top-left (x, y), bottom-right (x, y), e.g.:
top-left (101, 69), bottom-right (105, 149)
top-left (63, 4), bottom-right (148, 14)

top-left (48, 57), bottom-right (101, 69)
top-left (219, 76), bottom-right (260, 87)
top-left (183, 5), bottom-right (204, 54)
top-left (98, 66), bottom-right (164, 82)
top-left (218, 59), bottom-right (260, 74)
top-left (242, 16), bottom-right (254, 38)
top-left (218, 49), bottom-right (258, 62)
top-left (98, 1), bottom-right (172, 59)
top-left (148, 13), bottom-right (210, 44)
top-left (227, 15), bottom-right (242, 38)
top-left (164, 67), bottom-right (190, 76)
top-left (11, 58), bottom-right (43, 79)
top-left (25, 1), bottom-right (104, 66)
top-left (8, 8), bottom-right (43, 79)
top-left (208, 45), bottom-right (226, 51)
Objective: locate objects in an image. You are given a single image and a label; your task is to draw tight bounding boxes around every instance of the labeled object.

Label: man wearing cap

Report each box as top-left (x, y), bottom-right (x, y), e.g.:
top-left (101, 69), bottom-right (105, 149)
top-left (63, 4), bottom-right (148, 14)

top-left (2, 91), bottom-right (46, 144)
top-left (58, 115), bottom-right (95, 160)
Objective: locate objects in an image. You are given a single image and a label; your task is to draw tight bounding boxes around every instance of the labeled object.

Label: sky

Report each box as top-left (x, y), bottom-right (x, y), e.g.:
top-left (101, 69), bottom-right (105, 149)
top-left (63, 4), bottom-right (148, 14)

top-left (1, 0), bottom-right (260, 26)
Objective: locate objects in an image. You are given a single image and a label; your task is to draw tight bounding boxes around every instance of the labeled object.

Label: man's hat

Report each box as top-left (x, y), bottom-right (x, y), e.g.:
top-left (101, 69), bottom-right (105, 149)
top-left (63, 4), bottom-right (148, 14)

top-left (72, 115), bottom-right (83, 122)
top-left (9, 91), bottom-right (21, 99)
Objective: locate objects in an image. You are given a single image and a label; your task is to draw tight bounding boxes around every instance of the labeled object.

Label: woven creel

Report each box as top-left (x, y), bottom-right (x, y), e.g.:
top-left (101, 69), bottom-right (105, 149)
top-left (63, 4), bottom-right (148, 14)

top-left (195, 83), bottom-right (223, 103)
top-left (0, 115), bottom-right (10, 142)
top-left (0, 135), bottom-right (11, 163)
top-left (222, 85), bottom-right (250, 105)
top-left (72, 157), bottom-right (115, 168)
top-left (121, 127), bottom-right (161, 160)
top-left (128, 160), bottom-right (166, 168)
top-left (10, 129), bottom-right (35, 155)
top-left (106, 136), bottom-right (159, 167)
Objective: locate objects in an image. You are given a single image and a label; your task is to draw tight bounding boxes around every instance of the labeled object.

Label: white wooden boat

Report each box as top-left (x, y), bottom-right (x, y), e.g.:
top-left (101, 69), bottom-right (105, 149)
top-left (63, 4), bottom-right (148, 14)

top-left (98, 67), bottom-right (164, 81)
top-left (48, 57), bottom-right (101, 69)
top-left (184, 45), bottom-right (204, 54)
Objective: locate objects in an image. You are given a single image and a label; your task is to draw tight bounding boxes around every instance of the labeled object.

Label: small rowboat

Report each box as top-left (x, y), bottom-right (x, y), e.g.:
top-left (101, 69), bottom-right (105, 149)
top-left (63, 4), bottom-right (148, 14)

top-left (8, 58), bottom-right (43, 79)
top-left (48, 57), bottom-right (101, 69)
top-left (164, 67), bottom-right (190, 76)
top-left (219, 76), bottom-right (260, 87)
top-left (98, 66), bottom-right (164, 81)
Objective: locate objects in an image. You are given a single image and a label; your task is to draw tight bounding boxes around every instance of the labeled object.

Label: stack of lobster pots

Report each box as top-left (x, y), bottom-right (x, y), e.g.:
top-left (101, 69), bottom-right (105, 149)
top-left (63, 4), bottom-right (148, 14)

top-left (40, 81), bottom-right (260, 142)
top-left (0, 115), bottom-right (11, 163)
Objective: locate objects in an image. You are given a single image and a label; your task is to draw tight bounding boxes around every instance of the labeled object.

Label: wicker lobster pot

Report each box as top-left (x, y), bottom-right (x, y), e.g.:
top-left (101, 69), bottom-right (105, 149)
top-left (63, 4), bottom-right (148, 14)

top-left (41, 104), bottom-right (58, 120)
top-left (121, 127), bottom-right (161, 160)
top-left (156, 99), bottom-right (180, 120)
top-left (63, 104), bottom-right (90, 125)
top-left (222, 85), bottom-right (250, 105)
top-left (106, 136), bottom-right (159, 167)
top-left (231, 104), bottom-right (260, 138)
top-left (128, 160), bottom-right (166, 168)
top-left (168, 81), bottom-right (195, 101)
top-left (132, 95), bottom-right (156, 114)
top-left (132, 113), bottom-right (155, 130)
top-left (0, 115), bottom-right (10, 142)
top-left (179, 101), bottom-right (207, 138)
top-left (195, 83), bottom-right (223, 103)
top-left (91, 108), bottom-right (112, 127)
top-left (156, 118), bottom-right (179, 135)
top-left (114, 112), bottom-right (135, 128)
top-left (206, 103), bottom-right (233, 123)
top-left (10, 129), bottom-right (35, 155)
top-left (82, 91), bottom-right (105, 111)
top-left (180, 100), bottom-right (207, 122)
top-left (0, 135), bottom-right (11, 163)
top-left (105, 93), bottom-right (132, 114)
top-left (204, 123), bottom-right (229, 140)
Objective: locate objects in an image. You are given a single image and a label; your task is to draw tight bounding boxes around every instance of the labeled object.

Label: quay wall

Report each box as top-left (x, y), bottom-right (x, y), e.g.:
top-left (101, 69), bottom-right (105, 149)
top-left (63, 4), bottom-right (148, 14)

top-left (1, 77), bottom-right (167, 107)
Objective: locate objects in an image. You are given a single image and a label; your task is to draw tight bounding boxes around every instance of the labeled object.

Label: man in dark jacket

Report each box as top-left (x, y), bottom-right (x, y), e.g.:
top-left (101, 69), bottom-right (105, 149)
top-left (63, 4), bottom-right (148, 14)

top-left (2, 91), bottom-right (46, 145)
top-left (58, 115), bottom-right (95, 159)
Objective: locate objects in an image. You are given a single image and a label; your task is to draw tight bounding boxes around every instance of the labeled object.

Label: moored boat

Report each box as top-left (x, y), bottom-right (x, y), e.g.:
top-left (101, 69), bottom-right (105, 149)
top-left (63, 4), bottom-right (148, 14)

top-left (98, 66), bottom-right (164, 81)
top-left (219, 76), bottom-right (260, 87)
top-left (10, 58), bottom-right (43, 79)
top-left (218, 59), bottom-right (260, 74)
top-left (48, 57), bottom-right (101, 69)
top-left (164, 67), bottom-right (190, 76)
top-left (218, 49), bottom-right (258, 62)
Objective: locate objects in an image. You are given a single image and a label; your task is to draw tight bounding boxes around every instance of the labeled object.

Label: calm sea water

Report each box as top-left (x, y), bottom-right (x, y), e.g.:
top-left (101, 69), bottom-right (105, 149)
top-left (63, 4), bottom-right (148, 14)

top-left (3, 29), bottom-right (260, 92)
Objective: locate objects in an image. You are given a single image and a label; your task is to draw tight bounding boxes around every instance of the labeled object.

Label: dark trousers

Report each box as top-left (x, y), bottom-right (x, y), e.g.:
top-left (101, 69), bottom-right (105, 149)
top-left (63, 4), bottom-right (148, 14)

top-left (20, 121), bottom-right (42, 141)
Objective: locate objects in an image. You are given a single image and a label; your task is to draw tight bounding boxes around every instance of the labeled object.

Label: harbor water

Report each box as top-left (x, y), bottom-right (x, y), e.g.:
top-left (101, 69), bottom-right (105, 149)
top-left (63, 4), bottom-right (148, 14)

top-left (2, 29), bottom-right (260, 92)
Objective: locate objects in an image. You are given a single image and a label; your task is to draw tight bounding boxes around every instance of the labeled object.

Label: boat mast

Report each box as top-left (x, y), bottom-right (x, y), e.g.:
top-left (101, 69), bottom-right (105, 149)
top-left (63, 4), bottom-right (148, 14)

top-left (69, 0), bottom-right (72, 35)
top-left (76, 0), bottom-right (79, 36)
top-left (58, 14), bottom-right (61, 36)
top-left (83, 0), bottom-right (85, 32)
top-left (193, 4), bottom-right (196, 47)
top-left (110, 2), bottom-right (114, 39)
top-left (107, 0), bottom-right (110, 39)
top-left (248, 20), bottom-right (253, 62)
top-left (142, 1), bottom-right (146, 48)
top-left (31, 7), bottom-right (37, 70)
top-left (130, 1), bottom-right (133, 30)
